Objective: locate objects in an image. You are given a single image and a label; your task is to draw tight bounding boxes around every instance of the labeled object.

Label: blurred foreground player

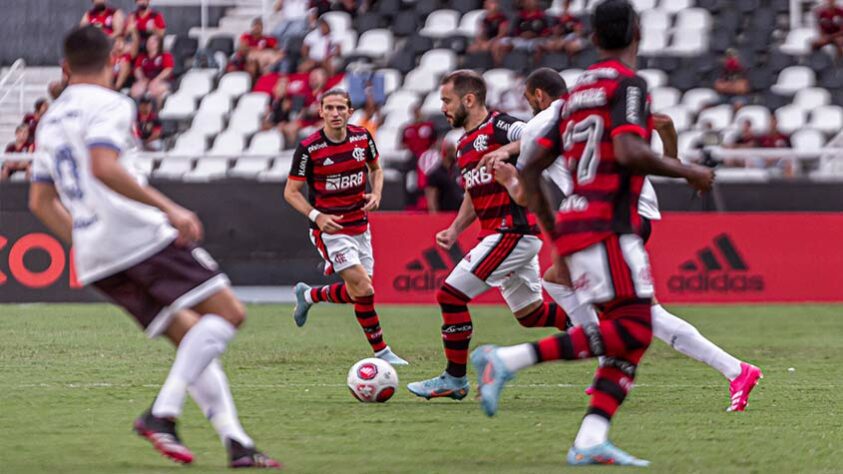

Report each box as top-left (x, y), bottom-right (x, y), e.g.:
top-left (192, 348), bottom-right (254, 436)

top-left (284, 89), bottom-right (408, 366)
top-left (28, 26), bottom-right (279, 468)
top-left (471, 1), bottom-right (716, 466)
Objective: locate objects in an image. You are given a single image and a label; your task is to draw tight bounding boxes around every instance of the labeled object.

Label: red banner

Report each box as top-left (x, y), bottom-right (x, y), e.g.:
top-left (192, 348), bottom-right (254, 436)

top-left (370, 212), bottom-right (843, 304)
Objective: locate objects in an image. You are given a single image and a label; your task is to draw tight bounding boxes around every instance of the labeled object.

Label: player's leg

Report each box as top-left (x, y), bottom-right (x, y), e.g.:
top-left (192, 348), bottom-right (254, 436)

top-left (292, 230), bottom-right (357, 327)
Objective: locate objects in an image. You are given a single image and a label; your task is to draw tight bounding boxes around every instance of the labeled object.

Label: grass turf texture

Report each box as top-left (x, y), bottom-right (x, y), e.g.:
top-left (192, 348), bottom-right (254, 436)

top-left (1, 303), bottom-right (842, 473)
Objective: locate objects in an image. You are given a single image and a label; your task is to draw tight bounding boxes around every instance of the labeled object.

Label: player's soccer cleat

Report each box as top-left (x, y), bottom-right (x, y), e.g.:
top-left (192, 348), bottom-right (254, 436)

top-left (228, 439), bottom-right (283, 469)
top-left (727, 362), bottom-right (763, 412)
top-left (375, 347), bottom-right (409, 366)
top-left (133, 410), bottom-right (194, 464)
top-left (470, 345), bottom-right (514, 417)
top-left (567, 441), bottom-right (651, 467)
top-left (585, 386), bottom-right (595, 396)
top-left (293, 282), bottom-right (313, 327)
top-left (407, 372), bottom-right (469, 400)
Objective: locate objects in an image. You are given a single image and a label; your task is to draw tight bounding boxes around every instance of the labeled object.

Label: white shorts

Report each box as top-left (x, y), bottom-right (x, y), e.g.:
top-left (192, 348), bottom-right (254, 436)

top-left (445, 233), bottom-right (543, 312)
top-left (309, 228), bottom-right (374, 275)
top-left (566, 234), bottom-right (654, 306)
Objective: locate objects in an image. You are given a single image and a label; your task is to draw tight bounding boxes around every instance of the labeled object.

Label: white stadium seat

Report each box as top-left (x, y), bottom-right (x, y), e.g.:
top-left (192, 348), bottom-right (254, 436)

top-left (258, 152), bottom-right (294, 181)
top-left (234, 92), bottom-right (271, 118)
top-left (630, 0), bottom-right (656, 11)
top-left (322, 11), bottom-right (352, 35)
top-left (791, 129), bottom-right (826, 150)
top-left (419, 49), bottom-right (457, 76)
top-left (379, 68), bottom-right (402, 95)
top-left (230, 156), bottom-right (271, 178)
top-left (189, 113), bottom-right (224, 137)
top-left (485, 68), bottom-right (517, 105)
top-left (403, 68), bottom-right (440, 93)
top-left (779, 28), bottom-right (818, 56)
top-left (337, 30), bottom-right (358, 57)
top-left (177, 71), bottom-right (213, 99)
top-left (458, 9), bottom-right (485, 37)
top-left (247, 130), bottom-right (284, 155)
top-left (420, 10), bottom-right (461, 39)
top-left (774, 104), bottom-right (808, 135)
top-left (651, 87), bottom-right (681, 112)
top-left (208, 131), bottom-right (245, 156)
top-left (198, 92), bottom-right (232, 116)
top-left (183, 157), bottom-right (229, 181)
top-left (660, 105), bottom-right (692, 133)
top-left (793, 87), bottom-right (831, 111)
top-left (676, 8), bottom-right (712, 30)
top-left (559, 69), bottom-right (583, 89)
top-left (641, 9), bottom-right (670, 31)
top-left (639, 69), bottom-right (668, 89)
top-left (808, 105), bottom-right (843, 134)
top-left (661, 0), bottom-right (694, 14)
top-left (132, 156), bottom-right (155, 177)
top-left (159, 93), bottom-right (196, 119)
top-left (354, 29), bottom-right (394, 58)
top-left (218, 72), bottom-right (252, 98)
top-left (227, 111), bottom-right (261, 135)
top-left (696, 104), bottom-right (734, 130)
top-left (420, 91), bottom-right (443, 117)
top-left (383, 90), bottom-right (420, 115)
top-left (734, 105), bottom-right (772, 134)
top-left (639, 30), bottom-right (668, 56)
top-left (171, 132), bottom-right (207, 155)
top-left (771, 66), bottom-right (816, 95)
top-left (678, 130), bottom-right (703, 158)
top-left (668, 29), bottom-right (708, 56)
top-left (155, 157), bottom-right (194, 179)
top-left (682, 88), bottom-right (720, 114)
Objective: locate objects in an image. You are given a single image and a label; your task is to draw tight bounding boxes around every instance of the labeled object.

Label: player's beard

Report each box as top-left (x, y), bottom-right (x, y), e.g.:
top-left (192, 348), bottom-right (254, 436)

top-left (451, 104), bottom-right (468, 128)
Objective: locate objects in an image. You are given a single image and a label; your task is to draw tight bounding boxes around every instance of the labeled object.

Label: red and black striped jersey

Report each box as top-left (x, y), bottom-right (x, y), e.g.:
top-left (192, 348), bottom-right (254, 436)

top-left (87, 7), bottom-right (119, 35)
top-left (289, 125), bottom-right (378, 236)
top-left (538, 58), bottom-right (653, 255)
top-left (456, 111), bottom-right (538, 238)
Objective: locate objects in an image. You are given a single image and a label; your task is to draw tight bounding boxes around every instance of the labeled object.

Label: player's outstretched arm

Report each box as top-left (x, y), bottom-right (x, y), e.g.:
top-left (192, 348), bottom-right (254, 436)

top-left (520, 145), bottom-right (559, 235)
top-left (613, 133), bottom-right (714, 192)
top-left (28, 183), bottom-right (73, 244)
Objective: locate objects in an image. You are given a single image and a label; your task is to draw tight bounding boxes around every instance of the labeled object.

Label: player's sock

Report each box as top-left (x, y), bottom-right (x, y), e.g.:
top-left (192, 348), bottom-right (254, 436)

top-left (652, 304), bottom-right (742, 380)
top-left (585, 354), bottom-right (641, 427)
top-left (497, 343), bottom-right (537, 372)
top-left (188, 359), bottom-right (254, 448)
top-left (307, 283), bottom-right (353, 304)
top-left (437, 283), bottom-right (473, 378)
top-left (516, 302), bottom-right (571, 330)
top-left (152, 314), bottom-right (237, 418)
top-left (574, 414), bottom-right (610, 449)
top-left (541, 280), bottom-right (599, 327)
top-left (353, 294), bottom-right (387, 353)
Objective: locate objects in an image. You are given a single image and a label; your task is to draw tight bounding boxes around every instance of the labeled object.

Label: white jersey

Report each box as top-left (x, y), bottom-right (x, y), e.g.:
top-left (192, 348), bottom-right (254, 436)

top-left (519, 99), bottom-right (662, 221)
top-left (32, 84), bottom-right (177, 284)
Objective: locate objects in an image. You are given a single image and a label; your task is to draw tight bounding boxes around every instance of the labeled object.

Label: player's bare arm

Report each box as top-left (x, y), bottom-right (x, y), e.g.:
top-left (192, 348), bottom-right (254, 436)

top-left (283, 178), bottom-right (344, 233)
top-left (613, 133), bottom-right (714, 192)
top-left (520, 144), bottom-right (559, 234)
top-left (477, 140), bottom-right (520, 170)
top-left (28, 182), bottom-right (73, 244)
top-left (653, 113), bottom-right (679, 160)
top-left (362, 159), bottom-right (383, 212)
top-left (435, 193), bottom-right (476, 249)
top-left (491, 160), bottom-right (526, 206)
top-left (90, 146), bottom-right (203, 244)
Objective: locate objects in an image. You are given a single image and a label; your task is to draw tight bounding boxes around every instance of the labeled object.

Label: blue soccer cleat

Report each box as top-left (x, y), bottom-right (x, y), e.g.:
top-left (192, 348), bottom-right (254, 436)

top-left (292, 282), bottom-right (312, 327)
top-left (375, 347), bottom-right (409, 366)
top-left (566, 441), bottom-right (651, 467)
top-left (407, 372), bottom-right (469, 400)
top-left (470, 345), bottom-right (514, 417)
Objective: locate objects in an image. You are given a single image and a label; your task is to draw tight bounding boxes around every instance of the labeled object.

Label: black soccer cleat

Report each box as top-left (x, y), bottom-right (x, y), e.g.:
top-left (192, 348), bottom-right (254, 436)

top-left (228, 438), bottom-right (282, 469)
top-left (133, 410), bottom-right (194, 464)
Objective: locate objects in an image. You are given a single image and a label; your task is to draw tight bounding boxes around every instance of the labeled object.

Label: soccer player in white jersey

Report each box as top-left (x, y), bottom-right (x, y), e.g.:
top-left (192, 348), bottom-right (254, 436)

top-left (28, 26), bottom-right (280, 468)
top-left (490, 67), bottom-right (763, 412)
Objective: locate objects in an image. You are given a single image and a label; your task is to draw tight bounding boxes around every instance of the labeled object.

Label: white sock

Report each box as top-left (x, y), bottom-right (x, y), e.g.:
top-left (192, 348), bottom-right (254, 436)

top-left (542, 280), bottom-right (605, 366)
top-left (304, 290), bottom-right (314, 304)
top-left (189, 359), bottom-right (254, 448)
top-left (652, 304), bottom-right (742, 380)
top-left (574, 414), bottom-right (610, 449)
top-left (496, 343), bottom-right (537, 373)
top-left (152, 314), bottom-right (237, 418)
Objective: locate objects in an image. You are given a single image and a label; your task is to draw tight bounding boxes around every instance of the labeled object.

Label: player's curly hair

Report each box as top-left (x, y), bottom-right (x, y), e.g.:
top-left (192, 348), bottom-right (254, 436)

top-left (591, 0), bottom-right (640, 51)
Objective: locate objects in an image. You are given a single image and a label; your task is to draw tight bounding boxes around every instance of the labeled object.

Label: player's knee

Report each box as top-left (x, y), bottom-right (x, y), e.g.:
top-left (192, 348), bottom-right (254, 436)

top-left (436, 285), bottom-right (469, 306)
top-left (347, 280), bottom-right (374, 299)
top-left (226, 300), bottom-right (247, 328)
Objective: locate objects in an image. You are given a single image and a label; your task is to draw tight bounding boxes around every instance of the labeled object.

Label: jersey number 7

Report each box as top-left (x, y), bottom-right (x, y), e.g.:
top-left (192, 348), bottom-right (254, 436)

top-left (563, 115), bottom-right (604, 185)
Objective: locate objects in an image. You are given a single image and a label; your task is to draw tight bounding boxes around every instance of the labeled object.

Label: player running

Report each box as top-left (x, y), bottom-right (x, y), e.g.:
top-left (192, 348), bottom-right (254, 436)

top-left (284, 89), bottom-right (407, 366)
top-left (492, 67), bottom-right (763, 412)
top-left (407, 70), bottom-right (579, 401)
top-left (471, 0), bottom-right (716, 466)
top-left (29, 26), bottom-right (279, 468)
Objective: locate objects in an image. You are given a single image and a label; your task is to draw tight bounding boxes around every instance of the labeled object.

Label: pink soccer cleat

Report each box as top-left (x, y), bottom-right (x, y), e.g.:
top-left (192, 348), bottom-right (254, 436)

top-left (584, 386), bottom-right (595, 396)
top-left (727, 362), bottom-right (763, 412)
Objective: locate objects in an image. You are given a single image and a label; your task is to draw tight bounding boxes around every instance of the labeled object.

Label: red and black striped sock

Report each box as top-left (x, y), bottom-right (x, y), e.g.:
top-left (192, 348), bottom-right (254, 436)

top-left (353, 294), bottom-right (387, 352)
top-left (587, 353), bottom-right (642, 421)
top-left (437, 283), bottom-right (473, 378)
top-left (309, 283), bottom-right (353, 304)
top-left (516, 302), bottom-right (571, 331)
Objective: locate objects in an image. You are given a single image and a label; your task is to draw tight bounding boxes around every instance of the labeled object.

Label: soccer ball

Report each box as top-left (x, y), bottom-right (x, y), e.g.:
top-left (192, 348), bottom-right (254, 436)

top-left (347, 358), bottom-right (398, 403)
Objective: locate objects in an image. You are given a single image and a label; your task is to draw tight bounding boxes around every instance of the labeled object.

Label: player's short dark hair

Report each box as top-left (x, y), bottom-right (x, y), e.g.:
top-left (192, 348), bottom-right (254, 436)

top-left (320, 88), bottom-right (352, 108)
top-left (441, 69), bottom-right (487, 104)
top-left (525, 68), bottom-right (568, 98)
top-left (591, 0), bottom-right (639, 51)
top-left (63, 25), bottom-right (112, 75)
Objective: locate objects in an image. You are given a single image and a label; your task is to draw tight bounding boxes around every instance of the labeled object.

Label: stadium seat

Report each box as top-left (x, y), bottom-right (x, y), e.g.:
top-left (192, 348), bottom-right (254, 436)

top-left (159, 93), bottom-right (196, 120)
top-left (779, 28), bottom-right (818, 56)
top-left (661, 0), bottom-right (694, 13)
top-left (734, 105), bottom-right (772, 134)
top-left (337, 30), bottom-right (359, 58)
top-left (458, 9), bottom-right (485, 37)
top-left (355, 29), bottom-right (394, 58)
top-left (793, 87), bottom-right (831, 111)
top-left (639, 30), bottom-right (668, 56)
top-left (420, 91), bottom-right (442, 117)
top-left (414, 0), bottom-right (439, 17)
top-left (484, 68), bottom-right (517, 104)
top-left (175, 71), bottom-right (213, 99)
top-left (641, 9), bottom-right (671, 31)
top-left (420, 10), bottom-right (461, 39)
top-left (189, 113), bottom-right (224, 137)
top-left (630, 0), bottom-right (657, 10)
top-left (227, 112), bottom-right (261, 136)
top-left (354, 12), bottom-right (383, 33)
top-left (774, 104), bottom-right (808, 135)
top-left (132, 156), bottom-right (155, 177)
top-left (198, 92), bottom-right (233, 116)
top-left (234, 92), bottom-right (271, 118)
top-left (668, 29), bottom-right (708, 56)
top-left (375, 0), bottom-right (401, 17)
top-left (462, 51), bottom-right (494, 70)
top-left (696, 104), bottom-right (733, 130)
top-left (676, 8), bottom-right (712, 30)
top-left (807, 105), bottom-right (843, 135)
top-left (155, 156), bottom-right (194, 179)
top-left (218, 72), bottom-right (252, 99)
top-left (660, 105), bottom-right (692, 133)
top-left (639, 69), bottom-right (668, 89)
top-left (392, 10), bottom-right (421, 37)
top-left (322, 11), bottom-right (352, 35)
top-left (247, 130), bottom-right (284, 155)
top-left (678, 130), bottom-right (703, 158)
top-left (183, 157), bottom-right (230, 181)
top-left (383, 90), bottom-right (421, 115)
top-left (258, 152), bottom-right (294, 182)
top-left (714, 168), bottom-right (770, 182)
top-left (378, 69), bottom-right (402, 95)
top-left (230, 156), bottom-right (271, 178)
top-left (419, 49), bottom-right (458, 76)
top-left (403, 68), bottom-right (440, 93)
top-left (208, 131), bottom-right (245, 156)
top-left (206, 35), bottom-right (235, 57)
top-left (406, 34), bottom-right (435, 56)
top-left (771, 66), bottom-right (816, 95)
top-left (791, 128), bottom-right (826, 150)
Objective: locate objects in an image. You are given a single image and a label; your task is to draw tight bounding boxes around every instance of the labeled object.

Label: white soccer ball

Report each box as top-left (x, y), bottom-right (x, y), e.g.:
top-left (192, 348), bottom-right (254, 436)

top-left (347, 358), bottom-right (398, 403)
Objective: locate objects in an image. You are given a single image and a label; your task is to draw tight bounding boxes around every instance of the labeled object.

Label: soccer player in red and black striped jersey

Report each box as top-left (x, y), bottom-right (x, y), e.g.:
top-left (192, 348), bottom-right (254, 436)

top-left (284, 89), bottom-right (408, 366)
top-left (407, 70), bottom-right (573, 401)
top-left (471, 0), bottom-right (715, 467)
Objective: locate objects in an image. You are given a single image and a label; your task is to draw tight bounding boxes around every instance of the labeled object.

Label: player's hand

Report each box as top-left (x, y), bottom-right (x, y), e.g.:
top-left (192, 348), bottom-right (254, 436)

top-left (362, 193), bottom-right (381, 212)
top-left (166, 205), bottom-right (204, 246)
top-left (493, 161), bottom-right (518, 186)
top-left (316, 213), bottom-right (344, 234)
top-left (685, 164), bottom-right (715, 193)
top-left (477, 148), bottom-right (510, 171)
top-left (435, 228), bottom-right (458, 250)
top-left (653, 113), bottom-right (675, 134)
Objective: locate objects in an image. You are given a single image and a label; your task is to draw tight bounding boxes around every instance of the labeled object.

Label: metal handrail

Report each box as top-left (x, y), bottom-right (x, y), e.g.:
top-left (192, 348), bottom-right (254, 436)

top-left (0, 58), bottom-right (26, 117)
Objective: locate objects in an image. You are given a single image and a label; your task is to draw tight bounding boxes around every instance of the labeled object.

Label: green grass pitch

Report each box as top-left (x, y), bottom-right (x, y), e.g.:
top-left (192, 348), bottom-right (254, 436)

top-left (1, 303), bottom-right (842, 473)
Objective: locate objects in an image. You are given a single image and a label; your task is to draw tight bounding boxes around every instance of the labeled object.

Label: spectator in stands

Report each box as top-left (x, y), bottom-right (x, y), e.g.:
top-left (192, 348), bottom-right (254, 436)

top-left (299, 18), bottom-right (341, 75)
top-left (401, 105), bottom-right (437, 164)
top-left (757, 116), bottom-right (794, 175)
top-left (467, 0), bottom-right (509, 55)
top-left (714, 49), bottom-right (750, 106)
top-left (692, 120), bottom-right (723, 154)
top-left (731, 119), bottom-right (757, 148)
top-left (356, 89), bottom-right (383, 138)
top-left (127, 0), bottom-right (166, 52)
top-left (80, 0), bottom-right (125, 38)
top-left (296, 67), bottom-right (331, 136)
top-left (272, 0), bottom-right (312, 49)
top-left (2, 125), bottom-right (34, 181)
top-left (241, 18), bottom-right (284, 74)
top-left (112, 35), bottom-right (138, 91)
top-left (812, 0), bottom-right (843, 58)
top-left (136, 95), bottom-right (163, 151)
top-left (541, 3), bottom-right (586, 58)
top-left (227, 39), bottom-right (260, 79)
top-left (131, 34), bottom-right (174, 106)
top-left (22, 99), bottom-right (48, 148)
top-left (424, 139), bottom-right (463, 213)
top-left (491, 0), bottom-right (551, 67)
top-left (263, 76), bottom-right (300, 145)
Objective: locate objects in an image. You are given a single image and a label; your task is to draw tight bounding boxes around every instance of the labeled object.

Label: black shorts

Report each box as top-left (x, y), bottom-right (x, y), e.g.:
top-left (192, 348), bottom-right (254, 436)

top-left (92, 242), bottom-right (229, 338)
top-left (638, 217), bottom-right (652, 245)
